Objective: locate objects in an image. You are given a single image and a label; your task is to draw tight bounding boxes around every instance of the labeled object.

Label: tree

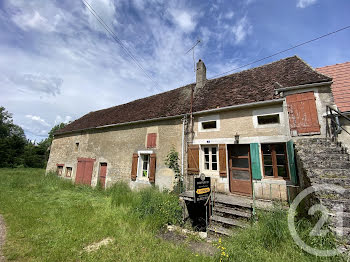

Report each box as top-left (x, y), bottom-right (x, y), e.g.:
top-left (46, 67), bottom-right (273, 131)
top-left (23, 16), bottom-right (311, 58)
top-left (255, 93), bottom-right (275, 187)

top-left (0, 107), bottom-right (27, 167)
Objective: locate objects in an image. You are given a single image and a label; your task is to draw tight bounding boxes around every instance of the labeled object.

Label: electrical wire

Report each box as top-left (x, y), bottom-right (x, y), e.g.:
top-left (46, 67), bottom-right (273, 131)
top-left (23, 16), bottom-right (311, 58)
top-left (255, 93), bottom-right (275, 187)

top-left (81, 0), bottom-right (160, 88)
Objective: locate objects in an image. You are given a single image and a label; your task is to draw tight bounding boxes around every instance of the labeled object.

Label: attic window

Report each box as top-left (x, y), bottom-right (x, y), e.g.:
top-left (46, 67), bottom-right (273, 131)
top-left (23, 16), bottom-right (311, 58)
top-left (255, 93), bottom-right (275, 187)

top-left (257, 114), bottom-right (280, 125)
top-left (75, 142), bottom-right (79, 152)
top-left (202, 121), bottom-right (217, 130)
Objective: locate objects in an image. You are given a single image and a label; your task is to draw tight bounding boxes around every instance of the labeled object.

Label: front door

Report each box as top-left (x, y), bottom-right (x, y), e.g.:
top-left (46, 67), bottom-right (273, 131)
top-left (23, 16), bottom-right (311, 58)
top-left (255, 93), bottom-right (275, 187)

top-left (286, 91), bottom-right (320, 135)
top-left (98, 163), bottom-right (107, 188)
top-left (228, 145), bottom-right (252, 196)
top-left (75, 158), bottom-right (95, 185)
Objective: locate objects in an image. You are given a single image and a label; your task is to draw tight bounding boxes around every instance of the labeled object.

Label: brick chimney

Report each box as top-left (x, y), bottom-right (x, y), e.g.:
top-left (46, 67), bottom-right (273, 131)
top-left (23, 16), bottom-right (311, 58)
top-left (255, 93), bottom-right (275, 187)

top-left (195, 59), bottom-right (206, 91)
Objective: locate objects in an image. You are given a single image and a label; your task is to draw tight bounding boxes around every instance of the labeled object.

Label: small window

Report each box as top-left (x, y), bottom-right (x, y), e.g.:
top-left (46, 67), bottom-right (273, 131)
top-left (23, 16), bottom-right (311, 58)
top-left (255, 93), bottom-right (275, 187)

top-left (56, 165), bottom-right (64, 176)
top-left (202, 121), bottom-right (217, 130)
top-left (66, 167), bottom-right (72, 177)
top-left (140, 154), bottom-right (150, 178)
top-left (203, 146), bottom-right (218, 171)
top-left (75, 142), bottom-right (79, 152)
top-left (147, 133), bottom-right (157, 148)
top-left (257, 114), bottom-right (280, 125)
top-left (261, 143), bottom-right (289, 179)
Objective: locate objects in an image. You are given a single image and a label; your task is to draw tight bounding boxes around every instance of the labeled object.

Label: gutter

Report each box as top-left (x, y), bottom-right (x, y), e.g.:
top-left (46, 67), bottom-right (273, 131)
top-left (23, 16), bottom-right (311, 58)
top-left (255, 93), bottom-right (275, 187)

top-left (274, 81), bottom-right (332, 96)
top-left (55, 98), bottom-right (284, 136)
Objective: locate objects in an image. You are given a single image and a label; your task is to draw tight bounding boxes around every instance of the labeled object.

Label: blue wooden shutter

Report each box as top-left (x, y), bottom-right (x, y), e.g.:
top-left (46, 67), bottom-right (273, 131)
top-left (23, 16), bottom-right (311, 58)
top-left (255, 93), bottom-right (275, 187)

top-left (287, 140), bottom-right (298, 185)
top-left (250, 143), bottom-right (262, 180)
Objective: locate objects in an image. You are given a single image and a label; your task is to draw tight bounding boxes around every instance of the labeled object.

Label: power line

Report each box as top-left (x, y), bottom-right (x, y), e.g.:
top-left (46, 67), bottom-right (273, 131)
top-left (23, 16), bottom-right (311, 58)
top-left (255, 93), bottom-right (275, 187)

top-left (209, 25), bottom-right (350, 79)
top-left (81, 0), bottom-right (160, 88)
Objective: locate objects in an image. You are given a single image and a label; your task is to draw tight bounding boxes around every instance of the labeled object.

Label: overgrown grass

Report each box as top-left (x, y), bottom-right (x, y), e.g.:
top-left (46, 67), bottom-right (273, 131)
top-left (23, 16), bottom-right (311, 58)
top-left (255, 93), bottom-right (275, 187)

top-left (0, 169), bottom-right (208, 262)
top-left (0, 169), bottom-right (346, 261)
top-left (214, 206), bottom-right (346, 262)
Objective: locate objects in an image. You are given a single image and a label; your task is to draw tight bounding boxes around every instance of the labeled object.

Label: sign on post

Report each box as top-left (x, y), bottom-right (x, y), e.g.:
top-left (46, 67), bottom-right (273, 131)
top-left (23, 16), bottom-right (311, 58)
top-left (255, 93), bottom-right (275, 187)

top-left (194, 175), bottom-right (211, 203)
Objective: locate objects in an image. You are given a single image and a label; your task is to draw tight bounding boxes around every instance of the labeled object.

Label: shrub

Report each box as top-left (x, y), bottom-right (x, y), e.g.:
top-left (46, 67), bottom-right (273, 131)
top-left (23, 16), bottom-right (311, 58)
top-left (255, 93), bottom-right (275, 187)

top-left (133, 187), bottom-right (183, 229)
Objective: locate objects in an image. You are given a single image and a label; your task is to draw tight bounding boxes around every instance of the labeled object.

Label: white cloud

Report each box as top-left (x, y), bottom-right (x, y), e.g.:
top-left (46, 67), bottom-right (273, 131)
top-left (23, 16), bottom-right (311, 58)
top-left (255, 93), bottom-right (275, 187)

top-left (225, 11), bottom-right (235, 19)
top-left (231, 16), bottom-right (252, 44)
top-left (9, 73), bottom-right (63, 96)
top-left (169, 9), bottom-right (197, 33)
top-left (297, 0), bottom-right (317, 8)
top-left (55, 115), bottom-right (72, 125)
top-left (25, 114), bottom-right (51, 127)
top-left (12, 10), bottom-right (55, 32)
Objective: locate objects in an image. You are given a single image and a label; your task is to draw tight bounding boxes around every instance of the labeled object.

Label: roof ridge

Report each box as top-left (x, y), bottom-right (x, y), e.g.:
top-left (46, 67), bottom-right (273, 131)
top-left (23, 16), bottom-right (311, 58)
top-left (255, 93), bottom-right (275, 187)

top-left (316, 61), bottom-right (350, 69)
top-left (207, 55), bottom-right (299, 82)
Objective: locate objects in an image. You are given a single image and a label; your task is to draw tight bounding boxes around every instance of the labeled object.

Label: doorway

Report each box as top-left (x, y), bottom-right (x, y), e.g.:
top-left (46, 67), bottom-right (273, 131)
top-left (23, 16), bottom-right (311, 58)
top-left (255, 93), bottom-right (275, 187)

top-left (228, 144), bottom-right (252, 196)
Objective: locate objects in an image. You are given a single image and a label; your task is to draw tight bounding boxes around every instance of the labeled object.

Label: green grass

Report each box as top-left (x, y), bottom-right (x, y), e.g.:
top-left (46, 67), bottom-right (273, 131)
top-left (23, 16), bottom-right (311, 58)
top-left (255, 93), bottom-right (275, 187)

top-left (0, 169), bottom-right (208, 262)
top-left (0, 169), bottom-right (346, 261)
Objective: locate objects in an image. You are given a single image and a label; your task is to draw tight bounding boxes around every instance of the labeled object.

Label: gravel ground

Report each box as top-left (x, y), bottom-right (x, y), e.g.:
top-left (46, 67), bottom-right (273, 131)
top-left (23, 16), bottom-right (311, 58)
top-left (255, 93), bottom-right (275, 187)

top-left (0, 215), bottom-right (6, 262)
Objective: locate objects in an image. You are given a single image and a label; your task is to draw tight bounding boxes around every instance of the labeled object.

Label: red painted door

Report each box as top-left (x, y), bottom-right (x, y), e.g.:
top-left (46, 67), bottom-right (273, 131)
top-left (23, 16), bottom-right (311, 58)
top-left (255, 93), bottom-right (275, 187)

top-left (75, 158), bottom-right (95, 185)
top-left (286, 92), bottom-right (320, 135)
top-left (99, 163), bottom-right (107, 188)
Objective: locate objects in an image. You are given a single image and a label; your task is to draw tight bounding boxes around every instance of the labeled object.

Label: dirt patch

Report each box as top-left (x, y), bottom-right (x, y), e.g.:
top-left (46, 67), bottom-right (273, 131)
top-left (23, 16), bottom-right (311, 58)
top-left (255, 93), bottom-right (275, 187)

top-left (83, 237), bottom-right (114, 253)
top-left (159, 230), bottom-right (217, 257)
top-left (0, 215), bottom-right (6, 262)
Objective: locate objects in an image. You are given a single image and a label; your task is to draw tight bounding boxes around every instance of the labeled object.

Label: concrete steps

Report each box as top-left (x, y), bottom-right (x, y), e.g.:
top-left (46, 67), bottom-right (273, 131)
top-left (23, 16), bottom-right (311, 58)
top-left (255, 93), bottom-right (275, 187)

top-left (208, 193), bottom-right (253, 238)
top-left (295, 138), bottom-right (350, 243)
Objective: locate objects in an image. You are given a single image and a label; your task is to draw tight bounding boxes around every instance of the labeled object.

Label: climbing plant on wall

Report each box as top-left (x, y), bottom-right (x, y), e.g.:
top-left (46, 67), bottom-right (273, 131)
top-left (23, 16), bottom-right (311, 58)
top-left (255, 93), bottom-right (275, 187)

top-left (164, 146), bottom-right (183, 193)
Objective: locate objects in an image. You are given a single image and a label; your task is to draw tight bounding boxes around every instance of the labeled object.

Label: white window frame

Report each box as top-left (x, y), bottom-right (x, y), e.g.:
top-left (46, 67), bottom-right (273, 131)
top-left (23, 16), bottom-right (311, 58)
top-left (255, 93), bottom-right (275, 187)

top-left (198, 115), bottom-right (220, 132)
top-left (253, 107), bottom-right (284, 129)
top-left (202, 145), bottom-right (219, 172)
top-left (137, 150), bottom-right (153, 181)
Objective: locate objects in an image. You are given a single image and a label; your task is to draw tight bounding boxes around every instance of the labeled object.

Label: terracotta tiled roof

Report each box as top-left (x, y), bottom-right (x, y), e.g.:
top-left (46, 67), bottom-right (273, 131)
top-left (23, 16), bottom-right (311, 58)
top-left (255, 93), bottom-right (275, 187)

top-left (56, 56), bottom-right (331, 135)
top-left (317, 62), bottom-right (350, 112)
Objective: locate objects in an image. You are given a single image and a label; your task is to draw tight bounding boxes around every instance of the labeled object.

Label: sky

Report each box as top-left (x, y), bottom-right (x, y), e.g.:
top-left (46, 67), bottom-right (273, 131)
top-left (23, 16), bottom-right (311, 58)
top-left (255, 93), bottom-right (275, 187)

top-left (0, 0), bottom-right (349, 142)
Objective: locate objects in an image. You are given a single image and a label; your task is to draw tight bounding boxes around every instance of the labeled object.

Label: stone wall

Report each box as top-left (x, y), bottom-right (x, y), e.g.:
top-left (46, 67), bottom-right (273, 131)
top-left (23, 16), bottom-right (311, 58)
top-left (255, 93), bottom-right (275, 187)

top-left (47, 118), bottom-right (184, 191)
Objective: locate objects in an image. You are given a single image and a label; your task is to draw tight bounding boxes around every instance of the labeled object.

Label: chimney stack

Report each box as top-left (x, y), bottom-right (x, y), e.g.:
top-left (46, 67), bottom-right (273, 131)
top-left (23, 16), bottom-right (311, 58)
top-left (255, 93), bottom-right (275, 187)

top-left (195, 59), bottom-right (206, 91)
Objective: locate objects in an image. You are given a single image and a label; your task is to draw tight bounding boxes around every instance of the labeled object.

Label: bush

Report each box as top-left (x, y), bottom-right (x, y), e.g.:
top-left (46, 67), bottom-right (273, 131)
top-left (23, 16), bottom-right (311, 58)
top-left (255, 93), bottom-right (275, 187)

top-left (133, 187), bottom-right (182, 229)
top-left (108, 183), bottom-right (183, 230)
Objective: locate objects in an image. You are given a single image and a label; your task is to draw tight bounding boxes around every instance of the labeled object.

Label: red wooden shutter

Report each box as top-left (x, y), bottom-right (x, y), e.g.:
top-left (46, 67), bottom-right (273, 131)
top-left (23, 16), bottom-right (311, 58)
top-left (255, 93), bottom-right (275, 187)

top-left (75, 158), bottom-right (95, 185)
top-left (149, 153), bottom-right (156, 183)
top-left (147, 133), bottom-right (157, 148)
top-left (286, 92), bottom-right (320, 135)
top-left (219, 144), bottom-right (227, 177)
top-left (187, 144), bottom-right (199, 174)
top-left (131, 153), bottom-right (138, 181)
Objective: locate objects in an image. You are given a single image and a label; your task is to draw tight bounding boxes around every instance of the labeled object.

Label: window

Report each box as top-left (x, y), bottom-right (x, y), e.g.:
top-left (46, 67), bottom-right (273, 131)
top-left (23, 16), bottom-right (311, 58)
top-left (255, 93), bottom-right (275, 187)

top-left (147, 133), bottom-right (157, 148)
top-left (257, 114), bottom-right (280, 125)
top-left (65, 167), bottom-right (72, 177)
top-left (202, 121), bottom-right (217, 130)
top-left (203, 146), bottom-right (218, 171)
top-left (261, 143), bottom-right (289, 179)
top-left (140, 154), bottom-right (150, 178)
top-left (198, 115), bottom-right (220, 132)
top-left (56, 165), bottom-right (64, 176)
top-left (75, 142), bottom-right (79, 152)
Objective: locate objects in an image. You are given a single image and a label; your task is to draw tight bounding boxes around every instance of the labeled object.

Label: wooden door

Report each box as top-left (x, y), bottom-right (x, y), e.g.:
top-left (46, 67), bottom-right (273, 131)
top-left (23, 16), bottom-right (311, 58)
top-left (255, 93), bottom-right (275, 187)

top-left (99, 163), bottom-right (107, 188)
top-left (286, 92), bottom-right (320, 135)
top-left (75, 158), bottom-right (95, 185)
top-left (228, 145), bottom-right (252, 196)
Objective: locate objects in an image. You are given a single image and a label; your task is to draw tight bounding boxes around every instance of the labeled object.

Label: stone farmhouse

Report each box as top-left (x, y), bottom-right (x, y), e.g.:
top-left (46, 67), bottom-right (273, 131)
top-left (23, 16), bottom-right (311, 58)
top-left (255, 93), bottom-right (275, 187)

top-left (47, 56), bottom-right (336, 201)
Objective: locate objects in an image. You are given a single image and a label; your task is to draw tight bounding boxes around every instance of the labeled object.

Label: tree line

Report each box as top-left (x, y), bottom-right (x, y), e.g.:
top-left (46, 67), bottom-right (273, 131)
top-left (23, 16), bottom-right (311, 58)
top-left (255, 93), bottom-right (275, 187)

top-left (0, 106), bottom-right (66, 168)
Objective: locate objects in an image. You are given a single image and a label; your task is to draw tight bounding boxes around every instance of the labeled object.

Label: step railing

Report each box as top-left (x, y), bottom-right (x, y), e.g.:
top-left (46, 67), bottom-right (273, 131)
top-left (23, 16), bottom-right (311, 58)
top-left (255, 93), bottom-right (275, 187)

top-left (326, 105), bottom-right (350, 143)
top-left (204, 186), bottom-right (215, 230)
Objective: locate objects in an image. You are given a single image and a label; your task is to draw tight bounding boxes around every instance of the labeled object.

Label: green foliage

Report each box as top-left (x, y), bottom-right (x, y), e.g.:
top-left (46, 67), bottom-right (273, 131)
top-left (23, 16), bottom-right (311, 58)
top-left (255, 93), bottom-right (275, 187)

top-left (216, 205), bottom-right (345, 262)
top-left (165, 147), bottom-right (184, 194)
top-left (0, 106), bottom-right (67, 168)
top-left (108, 182), bottom-right (183, 230)
top-left (133, 187), bottom-right (183, 229)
